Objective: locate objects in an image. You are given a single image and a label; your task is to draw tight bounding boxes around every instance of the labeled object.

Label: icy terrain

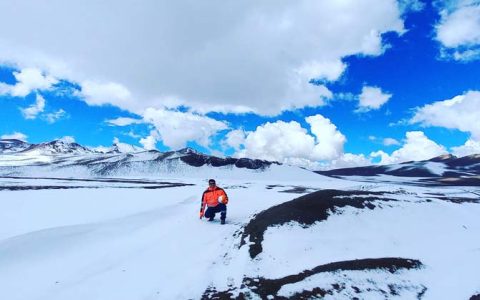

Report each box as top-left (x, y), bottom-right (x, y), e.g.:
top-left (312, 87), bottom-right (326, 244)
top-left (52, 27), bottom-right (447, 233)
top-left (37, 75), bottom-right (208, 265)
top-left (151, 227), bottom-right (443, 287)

top-left (1, 139), bottom-right (480, 299)
top-left (0, 171), bottom-right (479, 300)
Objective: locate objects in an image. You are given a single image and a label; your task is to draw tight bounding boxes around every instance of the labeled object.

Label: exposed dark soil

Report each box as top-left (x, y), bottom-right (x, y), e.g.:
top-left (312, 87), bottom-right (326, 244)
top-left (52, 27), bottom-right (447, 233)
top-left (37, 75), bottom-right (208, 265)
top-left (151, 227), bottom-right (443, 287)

top-left (179, 153), bottom-right (278, 170)
top-left (435, 177), bottom-right (480, 186)
top-left (0, 175), bottom-right (192, 185)
top-left (239, 189), bottom-right (394, 259)
top-left (203, 257), bottom-right (424, 300)
top-left (0, 176), bottom-right (194, 191)
top-left (265, 185), bottom-right (319, 194)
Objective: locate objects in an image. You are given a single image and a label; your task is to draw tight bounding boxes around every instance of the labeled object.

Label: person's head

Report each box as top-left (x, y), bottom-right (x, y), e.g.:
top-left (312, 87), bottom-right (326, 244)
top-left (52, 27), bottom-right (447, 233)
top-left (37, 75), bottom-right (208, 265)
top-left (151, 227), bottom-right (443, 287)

top-left (208, 179), bottom-right (216, 188)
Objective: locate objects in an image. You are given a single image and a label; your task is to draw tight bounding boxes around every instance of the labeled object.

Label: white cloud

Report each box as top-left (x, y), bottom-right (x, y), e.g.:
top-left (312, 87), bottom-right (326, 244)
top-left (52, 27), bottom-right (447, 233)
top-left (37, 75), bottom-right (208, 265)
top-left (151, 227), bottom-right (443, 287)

top-left (383, 137), bottom-right (400, 146)
top-left (139, 131), bottom-right (159, 150)
top-left (398, 0), bottom-right (425, 13)
top-left (106, 117), bottom-right (143, 126)
top-left (235, 114), bottom-right (346, 165)
top-left (451, 138), bottom-right (480, 157)
top-left (306, 114), bottom-right (346, 160)
top-left (435, 1), bottom-right (480, 61)
top-left (357, 86), bottom-right (392, 111)
top-left (20, 94), bottom-right (45, 119)
top-left (143, 108), bottom-right (228, 149)
top-left (79, 81), bottom-right (134, 108)
top-left (1, 132), bottom-right (28, 142)
top-left (224, 129), bottom-right (246, 151)
top-left (58, 136), bottom-right (75, 143)
top-left (125, 130), bottom-right (141, 139)
top-left (0, 0), bottom-right (405, 115)
top-left (44, 109), bottom-right (67, 123)
top-left (370, 131), bottom-right (447, 164)
top-left (0, 68), bottom-right (57, 97)
top-left (411, 90), bottom-right (480, 140)
top-left (112, 137), bottom-right (143, 153)
top-left (317, 153), bottom-right (373, 170)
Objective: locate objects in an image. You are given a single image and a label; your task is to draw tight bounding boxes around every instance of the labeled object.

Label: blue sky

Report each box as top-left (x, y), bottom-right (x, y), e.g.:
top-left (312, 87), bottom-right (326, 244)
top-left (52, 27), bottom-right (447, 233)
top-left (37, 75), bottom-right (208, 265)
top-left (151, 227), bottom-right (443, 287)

top-left (1, 0), bottom-right (480, 169)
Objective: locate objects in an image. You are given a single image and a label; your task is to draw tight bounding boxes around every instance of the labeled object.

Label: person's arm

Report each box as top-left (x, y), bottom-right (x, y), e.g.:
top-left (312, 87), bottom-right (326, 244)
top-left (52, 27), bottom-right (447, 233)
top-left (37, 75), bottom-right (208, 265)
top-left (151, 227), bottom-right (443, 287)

top-left (220, 188), bottom-right (229, 204)
top-left (199, 191), bottom-right (207, 218)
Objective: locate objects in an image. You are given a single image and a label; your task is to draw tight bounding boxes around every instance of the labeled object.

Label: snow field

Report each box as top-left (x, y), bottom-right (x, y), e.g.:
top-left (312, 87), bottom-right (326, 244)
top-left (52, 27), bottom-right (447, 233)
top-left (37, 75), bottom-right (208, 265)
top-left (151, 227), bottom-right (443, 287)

top-left (0, 178), bottom-right (306, 300)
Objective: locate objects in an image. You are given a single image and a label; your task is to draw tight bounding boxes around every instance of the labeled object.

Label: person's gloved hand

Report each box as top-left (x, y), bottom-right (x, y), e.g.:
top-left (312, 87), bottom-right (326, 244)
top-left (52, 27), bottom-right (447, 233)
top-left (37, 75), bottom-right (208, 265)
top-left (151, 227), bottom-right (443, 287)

top-left (218, 195), bottom-right (224, 204)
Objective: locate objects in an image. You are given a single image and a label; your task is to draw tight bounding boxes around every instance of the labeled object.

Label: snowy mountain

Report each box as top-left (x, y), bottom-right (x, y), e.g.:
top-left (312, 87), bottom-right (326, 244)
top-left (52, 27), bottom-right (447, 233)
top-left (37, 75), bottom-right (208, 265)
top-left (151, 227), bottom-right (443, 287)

top-left (0, 140), bottom-right (282, 178)
top-left (317, 154), bottom-right (480, 179)
top-left (0, 139), bottom-right (30, 154)
top-left (105, 142), bottom-right (145, 154)
top-left (21, 140), bottom-right (94, 155)
top-left (1, 139), bottom-right (480, 299)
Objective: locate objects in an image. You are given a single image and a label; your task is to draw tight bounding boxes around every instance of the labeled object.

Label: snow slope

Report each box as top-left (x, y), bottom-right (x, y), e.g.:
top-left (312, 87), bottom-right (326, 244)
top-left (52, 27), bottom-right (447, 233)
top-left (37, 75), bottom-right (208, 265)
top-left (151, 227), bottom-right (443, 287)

top-left (0, 173), bottom-right (479, 299)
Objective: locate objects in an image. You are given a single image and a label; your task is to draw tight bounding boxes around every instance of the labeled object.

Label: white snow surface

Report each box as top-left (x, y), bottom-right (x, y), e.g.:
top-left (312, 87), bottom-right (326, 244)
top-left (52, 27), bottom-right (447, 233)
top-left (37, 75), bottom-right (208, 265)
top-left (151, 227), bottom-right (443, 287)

top-left (0, 170), bottom-right (479, 299)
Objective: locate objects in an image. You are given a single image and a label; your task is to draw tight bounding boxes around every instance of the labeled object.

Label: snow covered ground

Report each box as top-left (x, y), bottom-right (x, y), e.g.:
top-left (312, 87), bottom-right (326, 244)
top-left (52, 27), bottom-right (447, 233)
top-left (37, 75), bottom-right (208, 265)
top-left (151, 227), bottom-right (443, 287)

top-left (0, 171), bottom-right (479, 299)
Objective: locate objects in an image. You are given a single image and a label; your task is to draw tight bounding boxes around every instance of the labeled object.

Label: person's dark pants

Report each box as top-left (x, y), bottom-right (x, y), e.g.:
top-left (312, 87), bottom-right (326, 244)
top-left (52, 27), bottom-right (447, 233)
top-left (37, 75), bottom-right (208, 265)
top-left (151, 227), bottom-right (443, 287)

top-left (205, 203), bottom-right (226, 221)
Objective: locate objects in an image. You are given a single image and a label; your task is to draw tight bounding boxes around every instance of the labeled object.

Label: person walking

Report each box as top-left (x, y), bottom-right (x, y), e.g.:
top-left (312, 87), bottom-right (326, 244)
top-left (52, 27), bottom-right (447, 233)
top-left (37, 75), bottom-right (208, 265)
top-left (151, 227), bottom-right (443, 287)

top-left (199, 179), bottom-right (229, 224)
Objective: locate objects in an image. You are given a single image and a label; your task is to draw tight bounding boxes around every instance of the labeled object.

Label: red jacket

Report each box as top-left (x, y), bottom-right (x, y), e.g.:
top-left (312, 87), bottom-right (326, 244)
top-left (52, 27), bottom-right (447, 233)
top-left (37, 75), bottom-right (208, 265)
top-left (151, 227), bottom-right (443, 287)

top-left (201, 186), bottom-right (228, 209)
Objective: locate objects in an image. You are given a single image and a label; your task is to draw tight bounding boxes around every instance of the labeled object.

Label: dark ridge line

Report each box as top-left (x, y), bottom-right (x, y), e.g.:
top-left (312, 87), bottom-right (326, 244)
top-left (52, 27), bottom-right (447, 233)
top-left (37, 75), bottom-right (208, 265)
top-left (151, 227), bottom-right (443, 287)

top-left (0, 183), bottom-right (192, 191)
top-left (203, 257), bottom-right (423, 300)
top-left (239, 189), bottom-right (395, 259)
top-left (248, 258), bottom-right (422, 297)
top-left (471, 294), bottom-right (480, 300)
top-left (0, 175), bottom-right (192, 185)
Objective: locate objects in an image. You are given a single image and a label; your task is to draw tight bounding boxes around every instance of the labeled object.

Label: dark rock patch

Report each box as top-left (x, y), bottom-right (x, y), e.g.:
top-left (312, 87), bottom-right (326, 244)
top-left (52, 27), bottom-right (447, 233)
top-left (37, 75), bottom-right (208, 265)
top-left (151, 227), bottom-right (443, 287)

top-left (316, 165), bottom-right (388, 177)
top-left (204, 257), bottom-right (423, 300)
top-left (431, 196), bottom-right (480, 204)
top-left (0, 185), bottom-right (91, 191)
top-left (0, 176), bottom-right (194, 191)
top-left (178, 153), bottom-right (277, 170)
top-left (239, 189), bottom-right (394, 259)
top-left (265, 185), bottom-right (318, 194)
top-left (470, 294), bottom-right (480, 300)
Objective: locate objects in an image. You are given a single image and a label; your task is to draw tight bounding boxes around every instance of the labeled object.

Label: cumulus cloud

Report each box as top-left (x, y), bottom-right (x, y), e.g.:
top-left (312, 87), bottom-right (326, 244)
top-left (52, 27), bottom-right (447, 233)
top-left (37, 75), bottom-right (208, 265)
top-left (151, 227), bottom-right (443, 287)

top-left (143, 108), bottom-right (228, 149)
top-left (306, 115), bottom-right (347, 159)
top-left (451, 138), bottom-right (480, 157)
top-left (317, 153), bottom-right (373, 170)
top-left (0, 68), bottom-right (57, 97)
top-left (44, 109), bottom-right (67, 123)
top-left (139, 131), bottom-right (159, 150)
top-left (234, 114), bottom-right (346, 166)
top-left (106, 117), bottom-right (143, 126)
top-left (224, 129), bottom-right (246, 151)
top-left (383, 137), bottom-right (400, 146)
top-left (398, 0), bottom-right (425, 13)
top-left (20, 94), bottom-right (45, 119)
top-left (411, 90), bottom-right (480, 140)
top-left (370, 131), bottom-right (447, 164)
top-left (1, 132), bottom-right (28, 142)
top-left (79, 81), bottom-right (134, 108)
top-left (435, 1), bottom-right (480, 61)
top-left (357, 86), bottom-right (393, 112)
top-left (0, 0), bottom-right (405, 115)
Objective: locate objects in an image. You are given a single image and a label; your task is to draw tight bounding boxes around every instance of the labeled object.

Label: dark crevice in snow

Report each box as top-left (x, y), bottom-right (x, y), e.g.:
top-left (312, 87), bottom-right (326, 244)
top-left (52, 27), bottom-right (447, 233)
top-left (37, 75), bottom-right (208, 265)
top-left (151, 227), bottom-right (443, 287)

top-left (426, 177), bottom-right (480, 187)
top-left (239, 189), bottom-right (395, 259)
top-left (266, 184), bottom-right (319, 194)
top-left (0, 175), bottom-right (191, 185)
top-left (0, 178), bottom-right (193, 191)
top-left (203, 257), bottom-right (424, 300)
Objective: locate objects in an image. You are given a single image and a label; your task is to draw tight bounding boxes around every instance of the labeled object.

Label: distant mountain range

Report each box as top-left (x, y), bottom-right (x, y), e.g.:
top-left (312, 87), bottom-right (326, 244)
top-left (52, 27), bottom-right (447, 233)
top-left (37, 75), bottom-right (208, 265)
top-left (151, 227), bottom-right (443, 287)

top-left (0, 139), bottom-right (279, 177)
top-left (316, 153), bottom-right (480, 178)
top-left (1, 139), bottom-right (479, 182)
